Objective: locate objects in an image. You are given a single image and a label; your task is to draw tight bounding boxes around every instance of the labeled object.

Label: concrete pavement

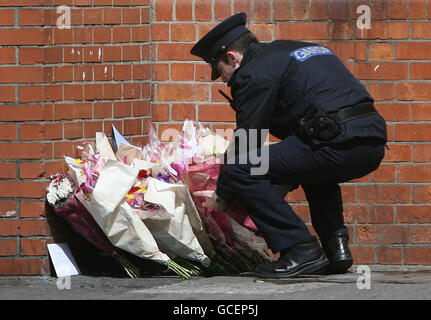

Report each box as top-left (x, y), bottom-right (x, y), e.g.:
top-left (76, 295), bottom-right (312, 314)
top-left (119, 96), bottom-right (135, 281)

top-left (1, 265), bottom-right (431, 301)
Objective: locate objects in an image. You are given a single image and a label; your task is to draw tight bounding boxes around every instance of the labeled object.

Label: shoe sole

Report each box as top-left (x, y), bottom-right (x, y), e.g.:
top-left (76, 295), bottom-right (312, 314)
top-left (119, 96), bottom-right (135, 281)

top-left (254, 255), bottom-right (330, 279)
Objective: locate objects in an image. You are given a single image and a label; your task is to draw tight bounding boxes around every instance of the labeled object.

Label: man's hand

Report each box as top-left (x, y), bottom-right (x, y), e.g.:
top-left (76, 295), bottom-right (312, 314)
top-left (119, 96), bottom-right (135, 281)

top-left (193, 190), bottom-right (227, 212)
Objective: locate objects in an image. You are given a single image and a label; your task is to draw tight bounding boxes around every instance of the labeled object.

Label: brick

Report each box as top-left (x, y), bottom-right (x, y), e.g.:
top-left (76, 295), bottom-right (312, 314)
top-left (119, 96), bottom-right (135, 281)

top-left (273, 0), bottom-right (291, 20)
top-left (349, 246), bottom-right (375, 264)
top-left (195, 0), bottom-right (211, 21)
top-left (397, 43), bottom-right (431, 59)
top-left (0, 143), bottom-right (44, 159)
top-left (330, 0), bottom-right (348, 20)
top-left (369, 206), bottom-right (394, 223)
top-left (408, 0), bottom-right (426, 19)
top-left (368, 164), bottom-right (396, 182)
top-left (0, 48), bottom-right (15, 64)
top-left (172, 103), bottom-right (196, 121)
top-left (123, 119), bottom-right (142, 135)
top-left (233, 0), bottom-right (251, 17)
top-left (413, 185), bottom-right (431, 203)
top-left (412, 103), bottom-right (431, 121)
top-left (250, 23), bottom-right (275, 41)
top-left (113, 26), bottom-right (131, 43)
top-left (370, 0), bottom-right (388, 19)
top-left (276, 22), bottom-right (328, 40)
top-left (123, 83), bottom-right (141, 99)
top-left (410, 63), bottom-right (431, 80)
top-left (291, 0), bottom-right (310, 20)
top-left (151, 23), bottom-right (169, 41)
top-left (54, 28), bottom-right (74, 44)
top-left (396, 205), bottom-right (431, 223)
top-left (152, 103), bottom-right (170, 121)
top-left (20, 123), bottom-right (63, 141)
top-left (357, 22), bottom-right (409, 40)
top-left (103, 83), bottom-right (122, 100)
top-left (93, 27), bottom-right (111, 43)
top-left (411, 226), bottom-right (431, 244)
top-left (171, 23), bottom-right (196, 42)
top-left (396, 83), bottom-right (431, 101)
top-left (171, 63), bottom-right (194, 81)
top-left (398, 165), bottom-right (431, 182)
top-left (122, 8), bottom-right (140, 24)
top-left (133, 64), bottom-right (150, 80)
top-left (132, 26), bottom-right (150, 42)
top-left (0, 8), bottom-right (14, 25)
top-left (356, 62), bottom-right (407, 80)
top-left (405, 248), bottom-right (431, 265)
top-left (21, 239), bottom-right (48, 256)
top-left (114, 101), bottom-right (132, 118)
top-left (0, 123), bottom-right (16, 140)
top-left (368, 83), bottom-right (394, 101)
top-left (214, 0), bottom-right (231, 20)
top-left (367, 43), bottom-right (394, 60)
top-left (0, 161), bottom-right (16, 179)
top-left (413, 144), bottom-right (431, 162)
top-left (0, 85), bottom-right (15, 102)
top-left (176, 0), bottom-right (193, 21)
top-left (0, 181), bottom-right (47, 198)
top-left (155, 0), bottom-right (173, 21)
top-left (157, 83), bottom-right (209, 102)
top-left (19, 9), bottom-right (44, 25)
top-left (198, 104), bottom-right (235, 122)
top-left (388, 0), bottom-right (407, 19)
top-left (103, 8), bottom-right (122, 24)
top-left (94, 102), bottom-right (113, 119)
top-left (253, 0), bottom-right (271, 20)
top-left (343, 205), bottom-right (368, 224)
top-left (0, 240), bottom-right (17, 255)
top-left (20, 201), bottom-right (46, 218)
top-left (377, 247), bottom-right (402, 264)
top-left (0, 67), bottom-right (44, 83)
top-left (84, 121), bottom-right (103, 138)
top-left (132, 100), bottom-right (150, 117)
top-left (0, 259), bottom-right (48, 275)
top-left (374, 103), bottom-right (410, 121)
top-left (64, 84), bottom-right (84, 101)
top-left (20, 161), bottom-right (63, 179)
top-left (382, 144), bottom-right (411, 162)
top-left (396, 124), bottom-right (431, 142)
top-left (411, 22), bottom-right (431, 39)
top-left (123, 46), bottom-right (141, 61)
top-left (113, 65), bottom-right (131, 80)
top-left (64, 122), bottom-right (83, 139)
top-left (356, 225), bottom-right (409, 244)
top-left (358, 185), bottom-right (410, 204)
top-left (0, 105), bottom-right (53, 122)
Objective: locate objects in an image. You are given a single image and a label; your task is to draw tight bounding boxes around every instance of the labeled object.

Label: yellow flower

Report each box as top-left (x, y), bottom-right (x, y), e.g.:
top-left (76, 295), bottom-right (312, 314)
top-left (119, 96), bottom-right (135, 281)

top-left (125, 193), bottom-right (135, 199)
top-left (74, 159), bottom-right (84, 166)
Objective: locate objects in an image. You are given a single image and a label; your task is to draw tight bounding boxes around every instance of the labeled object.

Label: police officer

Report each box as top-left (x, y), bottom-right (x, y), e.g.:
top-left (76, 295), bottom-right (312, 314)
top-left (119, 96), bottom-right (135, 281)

top-left (191, 13), bottom-right (387, 278)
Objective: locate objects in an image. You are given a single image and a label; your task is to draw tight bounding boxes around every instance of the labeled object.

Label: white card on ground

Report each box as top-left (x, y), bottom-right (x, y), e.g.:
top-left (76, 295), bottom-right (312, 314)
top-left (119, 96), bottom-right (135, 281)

top-left (47, 243), bottom-right (81, 278)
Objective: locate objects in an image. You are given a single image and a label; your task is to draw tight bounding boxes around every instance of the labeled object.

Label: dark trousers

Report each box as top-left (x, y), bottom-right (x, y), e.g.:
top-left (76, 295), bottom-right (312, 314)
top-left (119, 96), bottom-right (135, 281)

top-left (217, 135), bottom-right (385, 253)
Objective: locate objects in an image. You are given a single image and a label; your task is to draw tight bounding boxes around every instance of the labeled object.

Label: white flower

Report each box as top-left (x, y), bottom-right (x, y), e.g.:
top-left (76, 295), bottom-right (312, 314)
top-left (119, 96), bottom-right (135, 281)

top-left (47, 192), bottom-right (59, 206)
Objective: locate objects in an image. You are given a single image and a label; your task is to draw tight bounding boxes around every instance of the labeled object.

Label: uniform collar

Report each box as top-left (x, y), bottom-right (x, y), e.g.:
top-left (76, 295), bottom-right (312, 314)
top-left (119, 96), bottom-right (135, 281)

top-left (227, 42), bottom-right (264, 87)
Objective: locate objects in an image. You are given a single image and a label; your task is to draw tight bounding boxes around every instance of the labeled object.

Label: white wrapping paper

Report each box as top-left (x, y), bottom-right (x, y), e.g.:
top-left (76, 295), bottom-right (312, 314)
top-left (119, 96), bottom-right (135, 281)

top-left (142, 177), bottom-right (213, 266)
top-left (76, 159), bottom-right (170, 264)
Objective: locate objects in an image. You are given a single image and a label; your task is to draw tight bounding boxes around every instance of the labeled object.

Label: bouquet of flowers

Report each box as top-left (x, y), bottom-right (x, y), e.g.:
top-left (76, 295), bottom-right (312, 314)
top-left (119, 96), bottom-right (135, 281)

top-left (46, 172), bottom-right (140, 278)
top-left (46, 119), bottom-right (276, 279)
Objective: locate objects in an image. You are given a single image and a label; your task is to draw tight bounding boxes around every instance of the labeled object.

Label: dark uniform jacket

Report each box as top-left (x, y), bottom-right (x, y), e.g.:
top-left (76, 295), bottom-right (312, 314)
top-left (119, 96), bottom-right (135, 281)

top-left (226, 40), bottom-right (387, 145)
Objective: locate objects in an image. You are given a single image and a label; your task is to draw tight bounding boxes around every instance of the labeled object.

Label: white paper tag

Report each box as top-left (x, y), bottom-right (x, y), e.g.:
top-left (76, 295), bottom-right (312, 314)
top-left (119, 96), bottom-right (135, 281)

top-left (47, 243), bottom-right (81, 278)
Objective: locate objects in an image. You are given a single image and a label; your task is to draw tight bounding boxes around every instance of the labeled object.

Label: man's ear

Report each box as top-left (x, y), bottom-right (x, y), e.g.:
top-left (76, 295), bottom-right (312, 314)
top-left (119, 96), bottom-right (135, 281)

top-left (226, 50), bottom-right (239, 65)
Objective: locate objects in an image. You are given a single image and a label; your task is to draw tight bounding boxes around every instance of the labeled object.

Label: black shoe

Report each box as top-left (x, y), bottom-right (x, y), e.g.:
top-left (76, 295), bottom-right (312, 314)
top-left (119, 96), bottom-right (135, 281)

top-left (254, 237), bottom-right (330, 278)
top-left (322, 233), bottom-right (353, 274)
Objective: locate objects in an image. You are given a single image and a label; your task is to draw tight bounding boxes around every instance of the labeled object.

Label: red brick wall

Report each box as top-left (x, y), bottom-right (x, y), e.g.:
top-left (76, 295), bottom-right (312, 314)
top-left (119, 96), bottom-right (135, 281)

top-left (1, 0), bottom-right (431, 275)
